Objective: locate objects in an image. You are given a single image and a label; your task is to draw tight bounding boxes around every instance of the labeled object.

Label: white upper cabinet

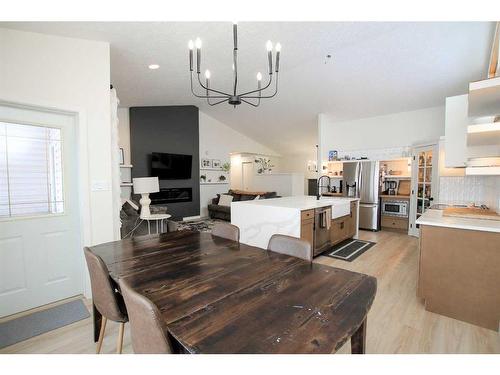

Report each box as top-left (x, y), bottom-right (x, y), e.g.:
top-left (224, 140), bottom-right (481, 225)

top-left (444, 94), bottom-right (469, 168)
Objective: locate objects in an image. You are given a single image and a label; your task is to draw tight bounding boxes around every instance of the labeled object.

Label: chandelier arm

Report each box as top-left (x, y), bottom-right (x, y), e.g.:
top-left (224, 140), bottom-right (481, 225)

top-left (238, 74), bottom-right (273, 97)
top-left (197, 73), bottom-right (231, 97)
top-left (190, 73), bottom-right (228, 98)
top-left (240, 98), bottom-right (260, 107)
top-left (241, 74), bottom-right (279, 99)
top-left (208, 98), bottom-right (230, 106)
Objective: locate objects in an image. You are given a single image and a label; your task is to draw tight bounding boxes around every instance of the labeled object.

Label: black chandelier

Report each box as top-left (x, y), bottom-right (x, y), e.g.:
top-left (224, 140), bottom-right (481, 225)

top-left (188, 22), bottom-right (281, 107)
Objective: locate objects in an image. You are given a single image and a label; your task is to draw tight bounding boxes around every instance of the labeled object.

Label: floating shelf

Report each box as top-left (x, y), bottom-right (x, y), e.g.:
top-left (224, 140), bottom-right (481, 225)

top-left (384, 175), bottom-right (411, 180)
top-left (120, 183), bottom-right (133, 187)
top-left (120, 164), bottom-right (133, 168)
top-left (200, 182), bottom-right (229, 185)
top-left (467, 123), bottom-right (500, 146)
top-left (200, 168), bottom-right (228, 171)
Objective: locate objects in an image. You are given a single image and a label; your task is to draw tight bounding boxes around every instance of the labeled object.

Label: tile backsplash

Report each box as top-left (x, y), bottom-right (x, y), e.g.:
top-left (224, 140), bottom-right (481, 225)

top-left (439, 175), bottom-right (500, 211)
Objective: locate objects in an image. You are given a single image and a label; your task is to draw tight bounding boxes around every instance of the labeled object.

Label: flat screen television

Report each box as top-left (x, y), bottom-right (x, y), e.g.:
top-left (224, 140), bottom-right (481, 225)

top-left (151, 152), bottom-right (192, 180)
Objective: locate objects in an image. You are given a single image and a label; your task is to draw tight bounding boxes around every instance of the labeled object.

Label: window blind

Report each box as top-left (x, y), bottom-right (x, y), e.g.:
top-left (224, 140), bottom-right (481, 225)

top-left (0, 122), bottom-right (64, 218)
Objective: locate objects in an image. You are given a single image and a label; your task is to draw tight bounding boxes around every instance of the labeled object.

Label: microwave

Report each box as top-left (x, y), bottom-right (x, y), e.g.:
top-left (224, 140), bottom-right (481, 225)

top-left (382, 200), bottom-right (408, 217)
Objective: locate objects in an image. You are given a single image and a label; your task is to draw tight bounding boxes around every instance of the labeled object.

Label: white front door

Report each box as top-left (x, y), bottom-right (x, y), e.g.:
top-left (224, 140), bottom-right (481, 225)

top-left (0, 104), bottom-right (82, 318)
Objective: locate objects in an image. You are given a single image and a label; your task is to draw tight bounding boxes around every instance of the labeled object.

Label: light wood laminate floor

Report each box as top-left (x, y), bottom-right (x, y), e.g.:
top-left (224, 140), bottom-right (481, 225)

top-left (1, 230), bottom-right (499, 354)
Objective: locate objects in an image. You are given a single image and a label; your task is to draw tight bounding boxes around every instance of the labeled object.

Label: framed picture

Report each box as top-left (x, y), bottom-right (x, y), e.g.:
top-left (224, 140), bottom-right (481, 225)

top-left (328, 150), bottom-right (338, 161)
top-left (211, 159), bottom-right (221, 169)
top-left (200, 158), bottom-right (211, 168)
top-left (119, 148), bottom-right (125, 165)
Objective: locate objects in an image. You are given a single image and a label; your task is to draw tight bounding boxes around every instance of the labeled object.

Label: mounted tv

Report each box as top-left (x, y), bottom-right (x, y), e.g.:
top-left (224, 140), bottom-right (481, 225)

top-left (151, 152), bottom-right (192, 180)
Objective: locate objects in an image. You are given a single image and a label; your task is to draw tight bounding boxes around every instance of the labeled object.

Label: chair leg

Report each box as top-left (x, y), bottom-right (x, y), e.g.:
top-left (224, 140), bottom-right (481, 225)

top-left (96, 316), bottom-right (107, 354)
top-left (117, 322), bottom-right (125, 354)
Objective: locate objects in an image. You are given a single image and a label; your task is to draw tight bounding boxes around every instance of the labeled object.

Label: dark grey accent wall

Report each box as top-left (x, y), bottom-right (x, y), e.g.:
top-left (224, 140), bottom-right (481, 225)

top-left (130, 106), bottom-right (199, 219)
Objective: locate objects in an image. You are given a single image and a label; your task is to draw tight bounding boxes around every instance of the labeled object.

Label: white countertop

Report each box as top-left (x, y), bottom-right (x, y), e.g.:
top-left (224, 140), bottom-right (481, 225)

top-left (416, 209), bottom-right (500, 233)
top-left (231, 195), bottom-right (359, 210)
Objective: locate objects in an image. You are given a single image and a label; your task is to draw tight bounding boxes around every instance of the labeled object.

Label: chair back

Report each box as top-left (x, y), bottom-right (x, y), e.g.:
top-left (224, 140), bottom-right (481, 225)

top-left (83, 247), bottom-right (127, 322)
top-left (119, 279), bottom-right (174, 354)
top-left (267, 234), bottom-right (312, 262)
top-left (212, 222), bottom-right (240, 242)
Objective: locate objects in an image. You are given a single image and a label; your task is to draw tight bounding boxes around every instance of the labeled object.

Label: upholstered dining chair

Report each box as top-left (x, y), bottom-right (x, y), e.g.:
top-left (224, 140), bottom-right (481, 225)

top-left (118, 278), bottom-right (174, 354)
top-left (267, 234), bottom-right (312, 262)
top-left (83, 247), bottom-right (128, 354)
top-left (211, 222), bottom-right (240, 242)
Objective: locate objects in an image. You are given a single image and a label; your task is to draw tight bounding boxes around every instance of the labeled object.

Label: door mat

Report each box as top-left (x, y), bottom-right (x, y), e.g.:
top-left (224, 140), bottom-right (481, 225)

top-left (324, 239), bottom-right (376, 262)
top-left (0, 299), bottom-right (90, 349)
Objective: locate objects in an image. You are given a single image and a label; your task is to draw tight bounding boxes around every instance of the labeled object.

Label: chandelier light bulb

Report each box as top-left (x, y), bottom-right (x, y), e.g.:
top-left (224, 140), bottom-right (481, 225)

top-left (195, 37), bottom-right (202, 49)
top-left (256, 72), bottom-right (262, 81)
top-left (188, 40), bottom-right (194, 50)
top-left (275, 43), bottom-right (281, 52)
top-left (205, 70), bottom-right (211, 79)
top-left (266, 40), bottom-right (273, 52)
top-left (232, 21), bottom-right (238, 25)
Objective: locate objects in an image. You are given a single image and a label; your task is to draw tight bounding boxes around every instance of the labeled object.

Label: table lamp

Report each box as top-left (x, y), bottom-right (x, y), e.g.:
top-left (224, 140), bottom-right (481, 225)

top-left (132, 177), bottom-right (160, 219)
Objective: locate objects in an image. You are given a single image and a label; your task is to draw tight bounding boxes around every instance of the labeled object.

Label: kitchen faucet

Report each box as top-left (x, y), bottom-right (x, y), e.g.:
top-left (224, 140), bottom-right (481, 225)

top-left (316, 175), bottom-right (331, 200)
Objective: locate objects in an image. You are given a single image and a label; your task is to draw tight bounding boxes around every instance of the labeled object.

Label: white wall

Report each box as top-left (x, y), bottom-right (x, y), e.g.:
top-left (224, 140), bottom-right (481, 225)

top-left (199, 112), bottom-right (280, 217)
top-left (0, 28), bottom-right (113, 297)
top-left (319, 106), bottom-right (445, 162)
top-left (117, 107), bottom-right (131, 165)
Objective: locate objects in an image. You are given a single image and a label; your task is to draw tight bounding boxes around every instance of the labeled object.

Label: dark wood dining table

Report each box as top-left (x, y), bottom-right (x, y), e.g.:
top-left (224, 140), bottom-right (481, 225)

top-left (88, 230), bottom-right (377, 354)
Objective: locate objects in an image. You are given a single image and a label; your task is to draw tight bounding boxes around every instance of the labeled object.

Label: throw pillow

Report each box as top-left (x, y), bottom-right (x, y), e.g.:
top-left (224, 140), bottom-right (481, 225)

top-left (218, 194), bottom-right (234, 207)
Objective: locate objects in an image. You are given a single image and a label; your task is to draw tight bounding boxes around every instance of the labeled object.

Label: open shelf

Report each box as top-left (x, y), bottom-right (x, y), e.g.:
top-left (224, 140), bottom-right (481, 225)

top-left (200, 182), bottom-right (229, 185)
top-left (119, 164), bottom-right (133, 168)
top-left (120, 182), bottom-right (133, 187)
top-left (467, 123), bottom-right (500, 146)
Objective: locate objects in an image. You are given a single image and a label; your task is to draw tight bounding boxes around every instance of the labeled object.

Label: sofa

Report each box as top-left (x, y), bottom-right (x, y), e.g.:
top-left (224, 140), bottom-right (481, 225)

top-left (208, 189), bottom-right (279, 221)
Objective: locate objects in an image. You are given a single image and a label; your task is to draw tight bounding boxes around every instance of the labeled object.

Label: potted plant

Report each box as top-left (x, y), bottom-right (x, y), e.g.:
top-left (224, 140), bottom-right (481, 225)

top-left (200, 175), bottom-right (206, 183)
top-left (219, 175), bottom-right (226, 182)
top-left (221, 162), bottom-right (231, 172)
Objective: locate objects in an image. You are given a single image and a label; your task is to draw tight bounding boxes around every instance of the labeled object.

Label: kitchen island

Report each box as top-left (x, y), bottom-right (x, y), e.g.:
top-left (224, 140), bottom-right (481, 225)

top-left (416, 208), bottom-right (500, 331)
top-left (231, 195), bottom-right (359, 258)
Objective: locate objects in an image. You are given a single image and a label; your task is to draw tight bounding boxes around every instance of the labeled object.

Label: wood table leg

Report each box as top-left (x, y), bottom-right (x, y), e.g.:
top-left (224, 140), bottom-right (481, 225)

top-left (117, 322), bottom-right (125, 354)
top-left (93, 303), bottom-right (102, 343)
top-left (351, 318), bottom-right (367, 354)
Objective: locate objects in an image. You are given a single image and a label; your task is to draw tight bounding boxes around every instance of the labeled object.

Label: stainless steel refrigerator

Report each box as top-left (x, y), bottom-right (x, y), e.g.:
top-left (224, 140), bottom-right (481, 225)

top-left (342, 161), bottom-right (380, 231)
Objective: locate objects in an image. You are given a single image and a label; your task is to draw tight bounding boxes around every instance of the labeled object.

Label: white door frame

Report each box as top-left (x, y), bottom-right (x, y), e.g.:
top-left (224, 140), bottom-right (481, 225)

top-left (0, 98), bottom-right (95, 300)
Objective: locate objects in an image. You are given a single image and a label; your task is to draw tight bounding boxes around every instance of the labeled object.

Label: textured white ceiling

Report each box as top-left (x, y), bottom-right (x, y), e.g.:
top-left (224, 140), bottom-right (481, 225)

top-left (1, 22), bottom-right (495, 155)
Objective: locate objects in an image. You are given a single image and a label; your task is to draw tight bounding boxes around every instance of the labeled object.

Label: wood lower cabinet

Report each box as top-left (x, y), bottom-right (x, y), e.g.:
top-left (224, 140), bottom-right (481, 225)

top-left (300, 209), bottom-right (314, 247)
top-left (331, 201), bottom-right (358, 246)
top-left (418, 225), bottom-right (500, 331)
top-left (381, 215), bottom-right (408, 230)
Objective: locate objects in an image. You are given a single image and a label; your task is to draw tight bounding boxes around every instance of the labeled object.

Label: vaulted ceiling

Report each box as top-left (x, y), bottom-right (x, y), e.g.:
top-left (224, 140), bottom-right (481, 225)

top-left (1, 22), bottom-right (495, 155)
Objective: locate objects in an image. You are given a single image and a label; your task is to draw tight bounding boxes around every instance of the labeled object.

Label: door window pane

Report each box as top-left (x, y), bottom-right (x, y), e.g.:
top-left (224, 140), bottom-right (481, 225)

top-left (0, 122), bottom-right (64, 218)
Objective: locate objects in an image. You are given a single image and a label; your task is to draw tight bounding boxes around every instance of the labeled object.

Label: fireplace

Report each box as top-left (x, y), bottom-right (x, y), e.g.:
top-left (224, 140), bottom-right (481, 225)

top-left (150, 188), bottom-right (192, 205)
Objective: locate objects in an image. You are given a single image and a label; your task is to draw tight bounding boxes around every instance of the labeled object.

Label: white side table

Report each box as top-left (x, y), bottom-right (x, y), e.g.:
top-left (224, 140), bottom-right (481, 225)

top-left (140, 214), bottom-right (172, 235)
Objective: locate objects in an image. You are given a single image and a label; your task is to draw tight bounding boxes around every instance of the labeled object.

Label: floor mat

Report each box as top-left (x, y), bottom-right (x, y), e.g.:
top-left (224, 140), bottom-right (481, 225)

top-left (0, 299), bottom-right (90, 349)
top-left (324, 239), bottom-right (376, 262)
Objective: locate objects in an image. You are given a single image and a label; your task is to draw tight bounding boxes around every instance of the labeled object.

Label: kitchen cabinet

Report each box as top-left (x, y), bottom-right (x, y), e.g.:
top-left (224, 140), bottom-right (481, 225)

top-left (381, 215), bottom-right (408, 230)
top-left (300, 209), bottom-right (314, 247)
top-left (418, 224), bottom-right (500, 331)
top-left (331, 201), bottom-right (358, 246)
top-left (444, 94), bottom-right (469, 168)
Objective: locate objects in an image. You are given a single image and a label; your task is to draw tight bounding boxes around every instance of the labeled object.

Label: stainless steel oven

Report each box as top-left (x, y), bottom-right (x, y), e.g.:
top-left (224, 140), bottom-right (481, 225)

top-left (381, 200), bottom-right (408, 217)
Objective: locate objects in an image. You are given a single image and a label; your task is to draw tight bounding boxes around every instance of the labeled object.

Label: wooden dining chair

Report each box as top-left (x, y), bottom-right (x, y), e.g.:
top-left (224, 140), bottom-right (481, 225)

top-left (83, 247), bottom-right (128, 354)
top-left (267, 234), bottom-right (312, 262)
top-left (211, 222), bottom-right (240, 242)
top-left (118, 278), bottom-right (174, 354)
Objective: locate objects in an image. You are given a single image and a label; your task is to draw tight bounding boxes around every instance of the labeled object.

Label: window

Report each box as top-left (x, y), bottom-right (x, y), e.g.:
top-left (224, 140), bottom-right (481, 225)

top-left (0, 122), bottom-right (64, 218)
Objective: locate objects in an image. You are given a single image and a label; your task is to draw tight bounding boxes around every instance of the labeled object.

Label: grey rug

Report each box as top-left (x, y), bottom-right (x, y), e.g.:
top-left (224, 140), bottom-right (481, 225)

top-left (176, 218), bottom-right (221, 232)
top-left (0, 299), bottom-right (90, 349)
top-left (325, 239), bottom-right (376, 262)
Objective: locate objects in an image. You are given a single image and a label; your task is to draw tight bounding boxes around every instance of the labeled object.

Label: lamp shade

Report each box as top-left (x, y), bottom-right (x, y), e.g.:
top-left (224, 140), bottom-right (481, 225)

top-left (133, 177), bottom-right (159, 194)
